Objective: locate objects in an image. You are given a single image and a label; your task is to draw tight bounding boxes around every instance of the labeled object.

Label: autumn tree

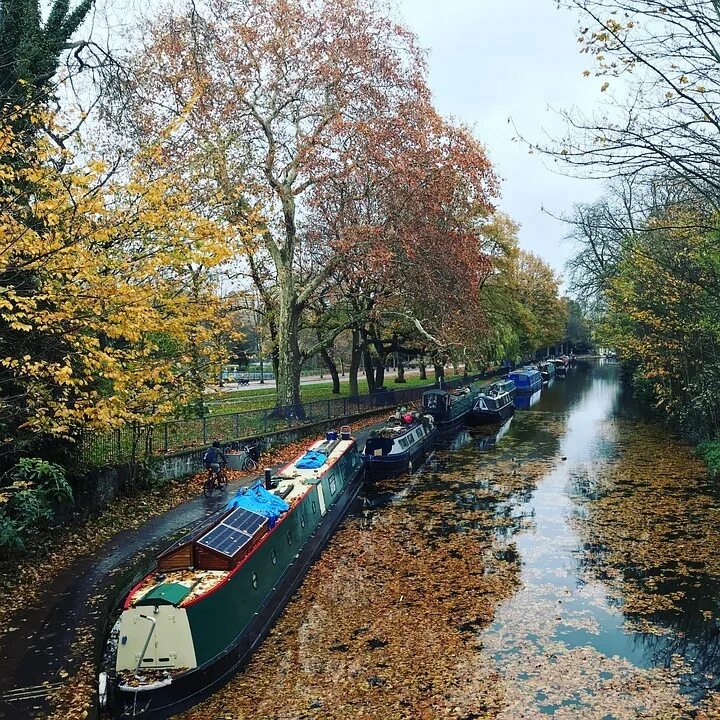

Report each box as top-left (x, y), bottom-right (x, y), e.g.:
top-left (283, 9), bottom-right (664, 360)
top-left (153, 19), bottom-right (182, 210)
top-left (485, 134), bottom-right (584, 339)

top-left (306, 101), bottom-right (499, 389)
top-left (118, 0), bottom-right (430, 414)
top-left (0, 108), bottom-right (235, 462)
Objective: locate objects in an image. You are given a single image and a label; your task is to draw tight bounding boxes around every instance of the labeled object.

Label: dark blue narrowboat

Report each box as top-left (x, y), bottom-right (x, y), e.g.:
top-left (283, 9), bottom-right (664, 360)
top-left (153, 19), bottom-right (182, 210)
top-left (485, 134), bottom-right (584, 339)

top-left (507, 368), bottom-right (542, 394)
top-left (493, 377), bottom-right (516, 399)
top-left (362, 411), bottom-right (436, 480)
top-left (470, 383), bottom-right (515, 424)
top-left (551, 357), bottom-right (569, 377)
top-left (422, 383), bottom-right (481, 430)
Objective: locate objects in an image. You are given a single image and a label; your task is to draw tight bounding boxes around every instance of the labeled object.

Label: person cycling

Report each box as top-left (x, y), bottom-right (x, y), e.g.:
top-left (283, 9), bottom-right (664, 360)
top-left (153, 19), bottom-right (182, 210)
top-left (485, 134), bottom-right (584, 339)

top-left (202, 440), bottom-right (228, 497)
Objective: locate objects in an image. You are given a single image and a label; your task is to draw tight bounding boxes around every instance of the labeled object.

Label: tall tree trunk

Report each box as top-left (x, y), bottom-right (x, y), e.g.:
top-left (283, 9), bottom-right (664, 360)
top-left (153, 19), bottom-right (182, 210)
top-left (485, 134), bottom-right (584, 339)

top-left (361, 330), bottom-right (376, 393)
top-left (374, 356), bottom-right (385, 389)
top-left (349, 328), bottom-right (361, 396)
top-left (434, 363), bottom-right (445, 387)
top-left (395, 353), bottom-right (406, 383)
top-left (319, 345), bottom-right (341, 394)
top-left (419, 361), bottom-right (427, 380)
top-left (275, 270), bottom-right (304, 417)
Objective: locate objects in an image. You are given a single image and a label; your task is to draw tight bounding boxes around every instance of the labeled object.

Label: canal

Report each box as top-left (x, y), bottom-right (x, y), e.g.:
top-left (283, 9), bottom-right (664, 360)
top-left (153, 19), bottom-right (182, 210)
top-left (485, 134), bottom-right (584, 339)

top-left (181, 360), bottom-right (720, 720)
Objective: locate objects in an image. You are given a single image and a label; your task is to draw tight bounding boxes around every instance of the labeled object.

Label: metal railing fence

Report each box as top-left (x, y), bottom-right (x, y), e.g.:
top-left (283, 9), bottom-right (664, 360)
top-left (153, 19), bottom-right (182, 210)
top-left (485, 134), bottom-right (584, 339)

top-left (79, 369), bottom-right (507, 467)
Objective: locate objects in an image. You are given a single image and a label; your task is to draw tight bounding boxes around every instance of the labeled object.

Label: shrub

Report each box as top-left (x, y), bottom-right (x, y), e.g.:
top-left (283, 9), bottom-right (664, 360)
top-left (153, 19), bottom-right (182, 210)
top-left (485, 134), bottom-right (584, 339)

top-left (696, 441), bottom-right (720, 479)
top-left (0, 458), bottom-right (73, 553)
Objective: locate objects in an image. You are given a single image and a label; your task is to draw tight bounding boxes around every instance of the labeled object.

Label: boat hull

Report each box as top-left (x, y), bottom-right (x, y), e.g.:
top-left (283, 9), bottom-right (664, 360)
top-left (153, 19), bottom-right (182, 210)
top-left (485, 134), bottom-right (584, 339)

top-left (107, 463), bottom-right (364, 719)
top-left (363, 430), bottom-right (436, 480)
top-left (469, 403), bottom-right (514, 425)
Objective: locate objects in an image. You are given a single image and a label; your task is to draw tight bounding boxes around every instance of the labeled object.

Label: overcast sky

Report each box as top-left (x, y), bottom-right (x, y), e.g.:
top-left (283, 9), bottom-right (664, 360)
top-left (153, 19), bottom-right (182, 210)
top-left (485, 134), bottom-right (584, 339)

top-left (396, 0), bottom-right (606, 279)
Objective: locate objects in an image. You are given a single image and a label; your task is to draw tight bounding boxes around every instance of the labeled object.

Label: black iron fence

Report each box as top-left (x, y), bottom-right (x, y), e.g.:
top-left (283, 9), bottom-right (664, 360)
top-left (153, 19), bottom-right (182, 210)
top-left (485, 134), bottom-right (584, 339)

top-left (79, 369), bottom-right (507, 467)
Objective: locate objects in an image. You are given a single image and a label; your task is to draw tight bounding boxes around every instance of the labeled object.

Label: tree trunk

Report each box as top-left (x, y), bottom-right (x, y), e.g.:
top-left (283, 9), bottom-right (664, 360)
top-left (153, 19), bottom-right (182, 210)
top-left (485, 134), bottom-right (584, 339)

top-left (361, 338), bottom-right (376, 395)
top-left (349, 329), bottom-right (361, 396)
top-left (419, 361), bottom-right (427, 380)
top-left (320, 346), bottom-right (341, 394)
top-left (275, 271), bottom-right (304, 418)
top-left (395, 353), bottom-right (406, 383)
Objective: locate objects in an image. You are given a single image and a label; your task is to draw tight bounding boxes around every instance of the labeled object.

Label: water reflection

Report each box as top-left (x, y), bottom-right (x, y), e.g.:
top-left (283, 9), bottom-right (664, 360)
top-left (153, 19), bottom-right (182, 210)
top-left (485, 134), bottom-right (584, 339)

top-left (513, 389), bottom-right (541, 410)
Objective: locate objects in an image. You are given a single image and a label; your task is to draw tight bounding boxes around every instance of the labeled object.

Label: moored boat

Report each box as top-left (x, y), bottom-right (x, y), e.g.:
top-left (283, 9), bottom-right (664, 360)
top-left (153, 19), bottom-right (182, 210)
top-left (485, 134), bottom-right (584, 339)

top-left (507, 367), bottom-right (543, 395)
top-left (422, 383), bottom-right (482, 431)
top-left (492, 377), bottom-right (516, 399)
top-left (513, 388), bottom-right (542, 409)
top-left (539, 361), bottom-right (555, 383)
top-left (470, 383), bottom-right (515, 424)
top-left (102, 428), bottom-right (364, 719)
top-left (362, 410), bottom-right (436, 479)
top-left (551, 357), bottom-right (569, 377)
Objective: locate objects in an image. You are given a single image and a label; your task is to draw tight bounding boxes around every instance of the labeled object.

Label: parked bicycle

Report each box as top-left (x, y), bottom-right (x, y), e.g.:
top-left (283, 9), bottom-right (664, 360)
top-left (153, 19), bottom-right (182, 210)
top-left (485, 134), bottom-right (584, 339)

top-left (237, 443), bottom-right (260, 471)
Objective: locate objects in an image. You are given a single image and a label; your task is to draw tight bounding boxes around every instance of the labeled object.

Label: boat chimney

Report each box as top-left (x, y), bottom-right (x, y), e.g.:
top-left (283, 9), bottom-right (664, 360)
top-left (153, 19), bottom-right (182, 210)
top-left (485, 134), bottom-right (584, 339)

top-left (340, 425), bottom-right (351, 441)
top-left (264, 468), bottom-right (272, 490)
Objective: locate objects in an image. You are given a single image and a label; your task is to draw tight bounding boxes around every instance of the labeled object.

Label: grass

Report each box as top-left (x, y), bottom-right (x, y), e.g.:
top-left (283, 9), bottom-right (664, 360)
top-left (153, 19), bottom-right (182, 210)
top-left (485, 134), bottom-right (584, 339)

top-left (205, 372), bottom-right (443, 413)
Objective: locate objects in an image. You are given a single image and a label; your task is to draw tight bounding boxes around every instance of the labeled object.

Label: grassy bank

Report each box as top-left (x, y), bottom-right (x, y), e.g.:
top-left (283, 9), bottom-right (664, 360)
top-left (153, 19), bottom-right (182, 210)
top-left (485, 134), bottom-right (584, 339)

top-left (205, 373), bottom-right (441, 413)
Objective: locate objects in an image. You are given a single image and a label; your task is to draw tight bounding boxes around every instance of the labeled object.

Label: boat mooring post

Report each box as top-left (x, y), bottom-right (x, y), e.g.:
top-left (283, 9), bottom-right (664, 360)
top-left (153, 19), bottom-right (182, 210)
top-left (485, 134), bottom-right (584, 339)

top-left (264, 468), bottom-right (272, 490)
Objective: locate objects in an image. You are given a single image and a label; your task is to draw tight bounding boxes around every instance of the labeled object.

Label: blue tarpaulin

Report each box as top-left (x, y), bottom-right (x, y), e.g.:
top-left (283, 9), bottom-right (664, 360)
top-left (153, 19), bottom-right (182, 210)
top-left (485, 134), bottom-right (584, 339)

top-left (295, 450), bottom-right (327, 469)
top-left (227, 481), bottom-right (290, 527)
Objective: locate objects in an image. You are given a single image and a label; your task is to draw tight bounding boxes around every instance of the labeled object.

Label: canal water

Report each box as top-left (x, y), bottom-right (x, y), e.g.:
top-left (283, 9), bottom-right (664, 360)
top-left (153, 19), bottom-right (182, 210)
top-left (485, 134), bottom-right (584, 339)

top-left (181, 361), bottom-right (720, 720)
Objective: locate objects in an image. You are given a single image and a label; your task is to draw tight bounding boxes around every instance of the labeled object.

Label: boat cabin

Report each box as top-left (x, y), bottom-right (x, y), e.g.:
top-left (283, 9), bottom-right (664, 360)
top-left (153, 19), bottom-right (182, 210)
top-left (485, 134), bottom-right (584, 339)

top-left (508, 368), bottom-right (542, 394)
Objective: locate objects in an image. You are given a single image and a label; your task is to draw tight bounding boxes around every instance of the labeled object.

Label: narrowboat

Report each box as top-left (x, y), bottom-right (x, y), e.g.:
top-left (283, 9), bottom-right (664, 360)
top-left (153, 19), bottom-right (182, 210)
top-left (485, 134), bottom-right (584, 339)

top-left (507, 367), bottom-right (542, 395)
top-left (551, 357), bottom-right (569, 377)
top-left (362, 410), bottom-right (436, 480)
top-left (493, 377), bottom-right (516, 399)
top-left (101, 427), bottom-right (364, 719)
top-left (539, 361), bottom-right (555, 383)
top-left (470, 383), bottom-right (515, 424)
top-left (422, 383), bottom-right (482, 430)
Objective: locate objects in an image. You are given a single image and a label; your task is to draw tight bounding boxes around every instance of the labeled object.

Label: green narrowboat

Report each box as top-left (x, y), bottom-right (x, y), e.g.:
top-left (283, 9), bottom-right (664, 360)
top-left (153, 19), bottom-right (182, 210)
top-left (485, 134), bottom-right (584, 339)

top-left (102, 427), bottom-right (364, 719)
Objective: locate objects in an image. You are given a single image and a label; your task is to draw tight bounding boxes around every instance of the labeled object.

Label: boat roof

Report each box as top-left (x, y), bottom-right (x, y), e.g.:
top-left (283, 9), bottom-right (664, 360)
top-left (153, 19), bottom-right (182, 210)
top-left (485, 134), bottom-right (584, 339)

top-left (124, 434), bottom-right (356, 610)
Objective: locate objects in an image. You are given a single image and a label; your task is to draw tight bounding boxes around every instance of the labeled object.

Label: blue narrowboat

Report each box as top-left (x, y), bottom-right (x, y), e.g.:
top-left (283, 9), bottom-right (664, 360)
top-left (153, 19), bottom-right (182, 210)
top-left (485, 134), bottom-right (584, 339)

top-left (102, 428), bottom-right (364, 719)
top-left (508, 367), bottom-right (542, 394)
top-left (362, 411), bottom-right (437, 479)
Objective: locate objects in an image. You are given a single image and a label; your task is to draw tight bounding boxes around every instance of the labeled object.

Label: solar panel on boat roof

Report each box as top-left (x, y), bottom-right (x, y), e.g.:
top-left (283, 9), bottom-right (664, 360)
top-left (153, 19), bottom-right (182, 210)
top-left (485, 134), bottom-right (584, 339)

top-left (222, 507), bottom-right (266, 534)
top-left (197, 509), bottom-right (266, 557)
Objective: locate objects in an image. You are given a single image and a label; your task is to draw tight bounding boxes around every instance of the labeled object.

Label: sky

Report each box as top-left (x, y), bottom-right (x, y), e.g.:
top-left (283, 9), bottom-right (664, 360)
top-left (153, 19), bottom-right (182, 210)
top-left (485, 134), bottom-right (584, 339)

top-left (396, 0), bottom-right (606, 279)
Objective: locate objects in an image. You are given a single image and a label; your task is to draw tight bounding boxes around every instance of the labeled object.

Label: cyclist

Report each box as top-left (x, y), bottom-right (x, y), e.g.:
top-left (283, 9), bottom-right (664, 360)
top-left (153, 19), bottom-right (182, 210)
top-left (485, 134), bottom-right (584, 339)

top-left (203, 440), bottom-right (227, 483)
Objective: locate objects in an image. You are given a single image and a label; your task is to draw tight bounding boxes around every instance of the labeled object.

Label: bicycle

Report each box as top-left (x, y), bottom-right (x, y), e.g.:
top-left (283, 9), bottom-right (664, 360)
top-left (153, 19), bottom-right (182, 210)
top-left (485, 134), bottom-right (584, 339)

top-left (203, 463), bottom-right (228, 498)
top-left (238, 443), bottom-right (260, 471)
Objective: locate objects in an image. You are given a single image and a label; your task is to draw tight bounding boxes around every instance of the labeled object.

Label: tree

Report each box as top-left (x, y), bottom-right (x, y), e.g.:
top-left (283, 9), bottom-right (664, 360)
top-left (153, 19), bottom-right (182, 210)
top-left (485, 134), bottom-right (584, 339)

top-left (551, 1), bottom-right (720, 202)
top-left (0, 108), bottom-right (235, 461)
top-left (120, 0), bottom-right (429, 414)
top-left (563, 298), bottom-right (593, 353)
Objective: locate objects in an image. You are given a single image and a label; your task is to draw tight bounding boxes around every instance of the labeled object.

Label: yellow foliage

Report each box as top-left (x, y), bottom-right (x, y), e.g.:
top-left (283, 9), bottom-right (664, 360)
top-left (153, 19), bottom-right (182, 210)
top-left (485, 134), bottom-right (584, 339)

top-left (0, 109), bottom-right (243, 438)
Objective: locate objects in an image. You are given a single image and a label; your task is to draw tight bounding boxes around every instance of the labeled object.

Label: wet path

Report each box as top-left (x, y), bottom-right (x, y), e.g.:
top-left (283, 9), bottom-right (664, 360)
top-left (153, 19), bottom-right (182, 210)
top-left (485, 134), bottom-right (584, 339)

top-left (182, 362), bottom-right (720, 720)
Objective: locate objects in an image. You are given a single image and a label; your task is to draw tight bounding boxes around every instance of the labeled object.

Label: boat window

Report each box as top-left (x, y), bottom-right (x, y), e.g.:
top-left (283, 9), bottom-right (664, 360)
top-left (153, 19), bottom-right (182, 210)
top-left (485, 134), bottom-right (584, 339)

top-left (301, 514), bottom-right (306, 528)
top-left (328, 474), bottom-right (337, 495)
top-left (252, 571), bottom-right (258, 589)
top-left (271, 549), bottom-right (277, 565)
top-left (287, 530), bottom-right (293, 545)
top-left (311, 500), bottom-right (317, 514)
